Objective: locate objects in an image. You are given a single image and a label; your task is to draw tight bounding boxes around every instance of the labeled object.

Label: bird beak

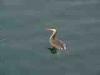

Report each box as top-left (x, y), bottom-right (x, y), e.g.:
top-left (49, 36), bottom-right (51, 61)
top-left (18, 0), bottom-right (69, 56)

top-left (46, 28), bottom-right (51, 31)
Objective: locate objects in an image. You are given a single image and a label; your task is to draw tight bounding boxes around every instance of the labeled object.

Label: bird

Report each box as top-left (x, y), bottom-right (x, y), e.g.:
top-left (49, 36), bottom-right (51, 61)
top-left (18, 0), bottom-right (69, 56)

top-left (46, 28), bottom-right (67, 52)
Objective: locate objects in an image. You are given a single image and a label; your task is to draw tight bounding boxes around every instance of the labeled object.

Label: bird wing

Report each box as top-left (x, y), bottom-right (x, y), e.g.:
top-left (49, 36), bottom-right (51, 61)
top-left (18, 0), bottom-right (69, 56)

top-left (51, 38), bottom-right (66, 50)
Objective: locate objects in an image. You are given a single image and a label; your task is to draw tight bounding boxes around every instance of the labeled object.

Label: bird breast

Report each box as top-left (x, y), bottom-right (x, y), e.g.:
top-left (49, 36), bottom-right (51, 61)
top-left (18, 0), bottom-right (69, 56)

top-left (49, 38), bottom-right (65, 50)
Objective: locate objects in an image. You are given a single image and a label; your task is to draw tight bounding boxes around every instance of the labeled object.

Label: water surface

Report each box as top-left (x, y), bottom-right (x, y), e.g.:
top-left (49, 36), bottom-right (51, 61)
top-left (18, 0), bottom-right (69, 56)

top-left (0, 0), bottom-right (100, 75)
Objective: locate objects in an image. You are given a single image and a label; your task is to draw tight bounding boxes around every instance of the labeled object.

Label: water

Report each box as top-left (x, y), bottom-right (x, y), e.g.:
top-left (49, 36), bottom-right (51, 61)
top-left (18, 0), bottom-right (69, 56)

top-left (0, 0), bottom-right (100, 75)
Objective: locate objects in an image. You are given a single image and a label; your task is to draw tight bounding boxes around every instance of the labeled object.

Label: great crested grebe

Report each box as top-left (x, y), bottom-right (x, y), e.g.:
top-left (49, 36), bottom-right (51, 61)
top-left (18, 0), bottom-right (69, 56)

top-left (47, 28), bottom-right (67, 51)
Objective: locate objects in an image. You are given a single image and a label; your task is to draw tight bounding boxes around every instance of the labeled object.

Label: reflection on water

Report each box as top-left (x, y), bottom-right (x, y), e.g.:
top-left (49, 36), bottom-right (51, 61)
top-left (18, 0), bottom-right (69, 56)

top-left (0, 0), bottom-right (100, 75)
top-left (48, 47), bottom-right (57, 54)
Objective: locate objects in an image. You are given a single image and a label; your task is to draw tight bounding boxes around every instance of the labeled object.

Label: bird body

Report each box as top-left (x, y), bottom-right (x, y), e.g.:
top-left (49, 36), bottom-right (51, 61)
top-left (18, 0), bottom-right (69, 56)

top-left (47, 28), bottom-right (66, 51)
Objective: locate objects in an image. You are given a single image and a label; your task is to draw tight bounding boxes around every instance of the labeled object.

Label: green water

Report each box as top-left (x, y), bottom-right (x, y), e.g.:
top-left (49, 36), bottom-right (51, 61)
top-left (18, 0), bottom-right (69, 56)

top-left (0, 0), bottom-right (100, 75)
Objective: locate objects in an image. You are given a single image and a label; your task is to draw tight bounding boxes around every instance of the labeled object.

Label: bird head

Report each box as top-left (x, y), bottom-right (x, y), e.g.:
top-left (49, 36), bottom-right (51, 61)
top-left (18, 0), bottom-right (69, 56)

top-left (46, 28), bottom-right (56, 32)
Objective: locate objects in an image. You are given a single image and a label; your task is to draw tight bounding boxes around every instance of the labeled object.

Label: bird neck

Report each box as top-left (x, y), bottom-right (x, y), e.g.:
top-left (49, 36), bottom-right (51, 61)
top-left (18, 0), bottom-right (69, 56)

top-left (50, 30), bottom-right (57, 40)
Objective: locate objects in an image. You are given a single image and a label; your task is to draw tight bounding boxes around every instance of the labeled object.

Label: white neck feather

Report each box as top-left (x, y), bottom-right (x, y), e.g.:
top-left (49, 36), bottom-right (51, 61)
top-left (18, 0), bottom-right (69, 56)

top-left (50, 29), bottom-right (57, 39)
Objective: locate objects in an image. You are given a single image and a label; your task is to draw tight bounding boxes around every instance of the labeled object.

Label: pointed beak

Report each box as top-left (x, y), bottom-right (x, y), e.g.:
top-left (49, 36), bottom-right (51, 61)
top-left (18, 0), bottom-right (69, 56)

top-left (46, 28), bottom-right (51, 31)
